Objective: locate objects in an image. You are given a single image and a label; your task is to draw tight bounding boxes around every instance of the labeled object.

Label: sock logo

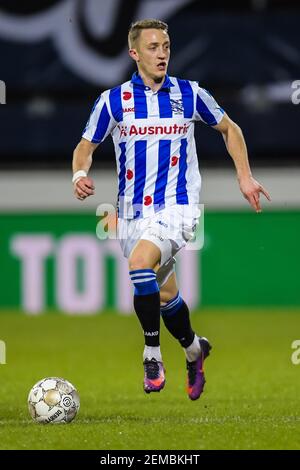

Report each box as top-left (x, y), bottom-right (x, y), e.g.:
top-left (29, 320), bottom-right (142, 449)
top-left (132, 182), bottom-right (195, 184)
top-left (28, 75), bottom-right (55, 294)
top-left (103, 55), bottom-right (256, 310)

top-left (144, 331), bottom-right (159, 337)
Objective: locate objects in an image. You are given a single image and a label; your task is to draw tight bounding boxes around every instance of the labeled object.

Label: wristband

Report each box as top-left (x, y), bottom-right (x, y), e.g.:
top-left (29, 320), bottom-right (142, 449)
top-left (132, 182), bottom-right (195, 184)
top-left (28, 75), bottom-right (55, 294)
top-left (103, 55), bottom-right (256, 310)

top-left (72, 170), bottom-right (87, 183)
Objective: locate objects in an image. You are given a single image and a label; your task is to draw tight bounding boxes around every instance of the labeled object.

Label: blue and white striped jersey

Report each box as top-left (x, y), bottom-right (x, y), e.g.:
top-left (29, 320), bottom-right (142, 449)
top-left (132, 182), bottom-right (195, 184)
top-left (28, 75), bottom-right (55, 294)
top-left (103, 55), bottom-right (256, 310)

top-left (82, 72), bottom-right (224, 219)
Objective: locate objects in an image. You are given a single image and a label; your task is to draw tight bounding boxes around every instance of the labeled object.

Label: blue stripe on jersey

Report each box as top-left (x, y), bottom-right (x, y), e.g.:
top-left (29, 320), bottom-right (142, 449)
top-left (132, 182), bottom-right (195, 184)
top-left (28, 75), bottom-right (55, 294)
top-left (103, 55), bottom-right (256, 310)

top-left (196, 94), bottom-right (218, 125)
top-left (177, 79), bottom-right (194, 118)
top-left (91, 103), bottom-right (110, 143)
top-left (109, 86), bottom-right (123, 122)
top-left (176, 138), bottom-right (189, 204)
top-left (158, 90), bottom-right (172, 118)
top-left (132, 140), bottom-right (147, 218)
top-left (118, 142), bottom-right (126, 198)
top-left (154, 140), bottom-right (171, 209)
top-left (133, 84), bottom-right (148, 119)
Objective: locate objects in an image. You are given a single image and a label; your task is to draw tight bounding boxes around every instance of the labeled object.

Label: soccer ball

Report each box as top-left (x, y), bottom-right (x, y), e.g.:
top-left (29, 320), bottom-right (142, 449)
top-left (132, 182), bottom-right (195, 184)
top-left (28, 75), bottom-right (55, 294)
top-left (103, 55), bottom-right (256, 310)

top-left (28, 377), bottom-right (80, 424)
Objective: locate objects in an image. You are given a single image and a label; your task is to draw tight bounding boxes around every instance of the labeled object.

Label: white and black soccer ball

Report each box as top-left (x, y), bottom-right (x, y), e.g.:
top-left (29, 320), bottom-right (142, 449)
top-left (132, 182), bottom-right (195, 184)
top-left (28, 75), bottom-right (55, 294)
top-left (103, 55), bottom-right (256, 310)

top-left (28, 377), bottom-right (80, 424)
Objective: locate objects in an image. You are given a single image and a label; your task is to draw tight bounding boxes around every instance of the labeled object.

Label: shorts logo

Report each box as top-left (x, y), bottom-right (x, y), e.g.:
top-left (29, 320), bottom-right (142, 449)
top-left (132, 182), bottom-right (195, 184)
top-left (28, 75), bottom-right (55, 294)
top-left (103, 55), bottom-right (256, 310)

top-left (149, 231), bottom-right (164, 242)
top-left (155, 220), bottom-right (168, 228)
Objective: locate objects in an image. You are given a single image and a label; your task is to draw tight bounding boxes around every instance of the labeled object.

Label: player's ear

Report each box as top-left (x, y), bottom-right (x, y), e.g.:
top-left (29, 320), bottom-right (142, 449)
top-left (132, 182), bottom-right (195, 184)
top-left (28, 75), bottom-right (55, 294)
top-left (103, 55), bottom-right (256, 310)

top-left (129, 48), bottom-right (139, 63)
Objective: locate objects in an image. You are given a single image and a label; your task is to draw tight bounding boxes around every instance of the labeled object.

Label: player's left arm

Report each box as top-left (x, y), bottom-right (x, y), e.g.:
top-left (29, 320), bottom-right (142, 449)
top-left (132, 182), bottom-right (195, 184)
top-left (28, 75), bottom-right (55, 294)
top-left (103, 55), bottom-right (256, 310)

top-left (213, 114), bottom-right (271, 212)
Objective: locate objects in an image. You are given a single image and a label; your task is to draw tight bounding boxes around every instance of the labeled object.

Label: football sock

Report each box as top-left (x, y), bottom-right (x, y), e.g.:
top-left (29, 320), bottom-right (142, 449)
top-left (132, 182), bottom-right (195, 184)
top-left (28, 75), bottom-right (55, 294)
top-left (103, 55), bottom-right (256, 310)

top-left (143, 346), bottom-right (162, 362)
top-left (161, 292), bottom-right (195, 349)
top-left (130, 268), bottom-right (161, 347)
top-left (184, 333), bottom-right (201, 362)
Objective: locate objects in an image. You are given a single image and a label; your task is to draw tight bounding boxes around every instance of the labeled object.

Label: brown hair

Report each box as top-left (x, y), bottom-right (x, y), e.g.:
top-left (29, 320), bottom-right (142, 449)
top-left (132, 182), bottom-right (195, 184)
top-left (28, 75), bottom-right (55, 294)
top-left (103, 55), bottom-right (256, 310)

top-left (128, 19), bottom-right (168, 48)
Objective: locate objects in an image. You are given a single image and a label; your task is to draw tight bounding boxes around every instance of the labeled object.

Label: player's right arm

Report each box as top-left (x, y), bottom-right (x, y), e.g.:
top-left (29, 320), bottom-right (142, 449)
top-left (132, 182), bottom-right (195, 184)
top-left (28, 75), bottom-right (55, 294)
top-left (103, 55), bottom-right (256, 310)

top-left (72, 92), bottom-right (116, 201)
top-left (72, 138), bottom-right (98, 201)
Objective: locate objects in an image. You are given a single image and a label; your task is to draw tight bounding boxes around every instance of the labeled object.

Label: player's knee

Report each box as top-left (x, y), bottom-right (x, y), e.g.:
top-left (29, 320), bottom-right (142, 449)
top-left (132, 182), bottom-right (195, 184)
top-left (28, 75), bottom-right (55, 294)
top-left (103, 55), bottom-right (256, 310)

top-left (128, 255), bottom-right (152, 271)
top-left (160, 289), bottom-right (178, 305)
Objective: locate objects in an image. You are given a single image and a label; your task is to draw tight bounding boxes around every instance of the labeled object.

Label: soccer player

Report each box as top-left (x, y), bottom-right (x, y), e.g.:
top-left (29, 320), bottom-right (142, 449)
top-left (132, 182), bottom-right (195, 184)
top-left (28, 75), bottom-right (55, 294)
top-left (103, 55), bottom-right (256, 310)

top-left (72, 19), bottom-right (270, 400)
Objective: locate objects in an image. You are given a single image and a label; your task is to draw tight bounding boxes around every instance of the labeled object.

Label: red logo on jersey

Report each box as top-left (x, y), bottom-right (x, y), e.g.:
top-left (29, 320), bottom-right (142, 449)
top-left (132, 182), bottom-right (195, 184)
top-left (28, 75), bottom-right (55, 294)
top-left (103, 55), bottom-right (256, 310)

top-left (126, 169), bottom-right (133, 180)
top-left (123, 91), bottom-right (132, 101)
top-left (144, 195), bottom-right (152, 206)
top-left (118, 124), bottom-right (189, 138)
top-left (171, 156), bottom-right (179, 166)
top-left (123, 107), bottom-right (135, 113)
top-left (119, 125), bottom-right (127, 137)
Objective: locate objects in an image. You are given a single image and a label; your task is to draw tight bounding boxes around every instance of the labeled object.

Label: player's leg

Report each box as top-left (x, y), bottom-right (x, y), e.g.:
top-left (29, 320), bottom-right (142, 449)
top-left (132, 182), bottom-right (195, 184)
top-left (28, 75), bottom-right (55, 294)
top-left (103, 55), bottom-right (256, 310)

top-left (159, 271), bottom-right (212, 400)
top-left (128, 239), bottom-right (165, 393)
top-left (160, 272), bottom-right (195, 350)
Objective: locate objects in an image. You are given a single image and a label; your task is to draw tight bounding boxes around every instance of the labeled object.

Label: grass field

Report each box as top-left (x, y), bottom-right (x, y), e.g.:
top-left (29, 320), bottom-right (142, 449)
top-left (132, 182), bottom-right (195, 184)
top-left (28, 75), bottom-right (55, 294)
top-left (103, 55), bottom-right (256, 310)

top-left (0, 309), bottom-right (299, 450)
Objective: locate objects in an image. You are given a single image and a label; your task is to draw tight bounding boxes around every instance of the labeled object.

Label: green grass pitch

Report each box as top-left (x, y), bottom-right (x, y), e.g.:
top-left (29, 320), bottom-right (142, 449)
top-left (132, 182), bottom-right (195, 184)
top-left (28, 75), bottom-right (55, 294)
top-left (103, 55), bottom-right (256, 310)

top-left (0, 309), bottom-right (299, 450)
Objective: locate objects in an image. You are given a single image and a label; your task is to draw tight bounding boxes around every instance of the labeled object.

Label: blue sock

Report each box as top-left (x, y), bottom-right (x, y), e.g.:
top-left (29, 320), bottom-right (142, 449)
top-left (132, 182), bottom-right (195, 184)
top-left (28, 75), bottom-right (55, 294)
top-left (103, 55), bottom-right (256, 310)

top-left (161, 293), bottom-right (195, 348)
top-left (160, 291), bottom-right (183, 316)
top-left (130, 268), bottom-right (159, 296)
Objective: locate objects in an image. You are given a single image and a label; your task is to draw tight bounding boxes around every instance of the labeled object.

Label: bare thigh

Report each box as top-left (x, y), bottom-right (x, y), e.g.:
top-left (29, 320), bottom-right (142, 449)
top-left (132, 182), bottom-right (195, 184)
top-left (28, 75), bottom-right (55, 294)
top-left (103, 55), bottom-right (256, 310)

top-left (158, 270), bottom-right (179, 305)
top-left (128, 239), bottom-right (161, 271)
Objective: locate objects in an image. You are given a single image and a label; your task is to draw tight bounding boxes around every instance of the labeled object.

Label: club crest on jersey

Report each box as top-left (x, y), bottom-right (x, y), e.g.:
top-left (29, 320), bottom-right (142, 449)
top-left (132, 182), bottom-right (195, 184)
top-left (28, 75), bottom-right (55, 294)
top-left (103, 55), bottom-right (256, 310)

top-left (170, 98), bottom-right (184, 114)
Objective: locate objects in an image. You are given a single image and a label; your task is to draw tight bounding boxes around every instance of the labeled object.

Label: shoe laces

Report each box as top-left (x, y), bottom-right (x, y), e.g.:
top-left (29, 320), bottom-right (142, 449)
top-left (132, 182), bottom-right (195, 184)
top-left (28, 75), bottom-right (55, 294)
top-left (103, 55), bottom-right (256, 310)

top-left (186, 360), bottom-right (197, 386)
top-left (144, 358), bottom-right (160, 380)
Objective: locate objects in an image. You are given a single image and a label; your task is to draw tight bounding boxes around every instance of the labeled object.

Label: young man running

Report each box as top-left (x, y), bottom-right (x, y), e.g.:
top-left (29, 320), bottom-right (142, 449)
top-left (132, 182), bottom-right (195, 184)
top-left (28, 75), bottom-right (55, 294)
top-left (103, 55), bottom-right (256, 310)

top-left (72, 19), bottom-right (270, 400)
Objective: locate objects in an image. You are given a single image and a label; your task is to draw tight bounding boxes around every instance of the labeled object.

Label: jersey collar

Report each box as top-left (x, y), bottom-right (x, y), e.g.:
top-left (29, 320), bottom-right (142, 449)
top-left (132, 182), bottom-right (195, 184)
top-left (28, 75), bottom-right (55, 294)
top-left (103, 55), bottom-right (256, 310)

top-left (130, 72), bottom-right (174, 91)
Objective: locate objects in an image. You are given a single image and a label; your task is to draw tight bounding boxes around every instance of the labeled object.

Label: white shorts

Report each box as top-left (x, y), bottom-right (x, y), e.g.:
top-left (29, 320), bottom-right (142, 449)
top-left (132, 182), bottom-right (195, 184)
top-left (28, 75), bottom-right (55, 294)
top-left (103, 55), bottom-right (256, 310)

top-left (117, 204), bottom-right (200, 287)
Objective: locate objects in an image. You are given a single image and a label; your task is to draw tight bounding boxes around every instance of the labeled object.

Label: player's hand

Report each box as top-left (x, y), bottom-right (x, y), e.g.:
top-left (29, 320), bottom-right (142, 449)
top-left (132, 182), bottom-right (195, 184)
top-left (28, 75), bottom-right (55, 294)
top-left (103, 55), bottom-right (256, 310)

top-left (238, 176), bottom-right (271, 213)
top-left (73, 176), bottom-right (95, 201)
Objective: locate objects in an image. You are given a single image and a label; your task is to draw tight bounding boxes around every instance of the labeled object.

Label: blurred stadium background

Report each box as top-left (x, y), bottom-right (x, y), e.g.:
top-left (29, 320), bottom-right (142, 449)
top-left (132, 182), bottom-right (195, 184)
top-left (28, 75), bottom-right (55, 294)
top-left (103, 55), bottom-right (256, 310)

top-left (0, 0), bottom-right (300, 450)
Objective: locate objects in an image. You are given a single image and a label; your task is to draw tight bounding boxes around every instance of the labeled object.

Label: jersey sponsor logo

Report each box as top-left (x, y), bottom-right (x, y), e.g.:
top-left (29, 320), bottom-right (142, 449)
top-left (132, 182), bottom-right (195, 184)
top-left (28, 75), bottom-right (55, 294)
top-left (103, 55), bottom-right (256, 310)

top-left (122, 107), bottom-right (135, 113)
top-left (123, 91), bottom-right (132, 101)
top-left (118, 123), bottom-right (189, 137)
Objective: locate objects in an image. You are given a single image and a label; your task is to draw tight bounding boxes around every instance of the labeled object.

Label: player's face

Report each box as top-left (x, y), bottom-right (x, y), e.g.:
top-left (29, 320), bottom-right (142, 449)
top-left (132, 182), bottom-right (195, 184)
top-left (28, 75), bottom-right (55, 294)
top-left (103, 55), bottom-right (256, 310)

top-left (131, 29), bottom-right (170, 82)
